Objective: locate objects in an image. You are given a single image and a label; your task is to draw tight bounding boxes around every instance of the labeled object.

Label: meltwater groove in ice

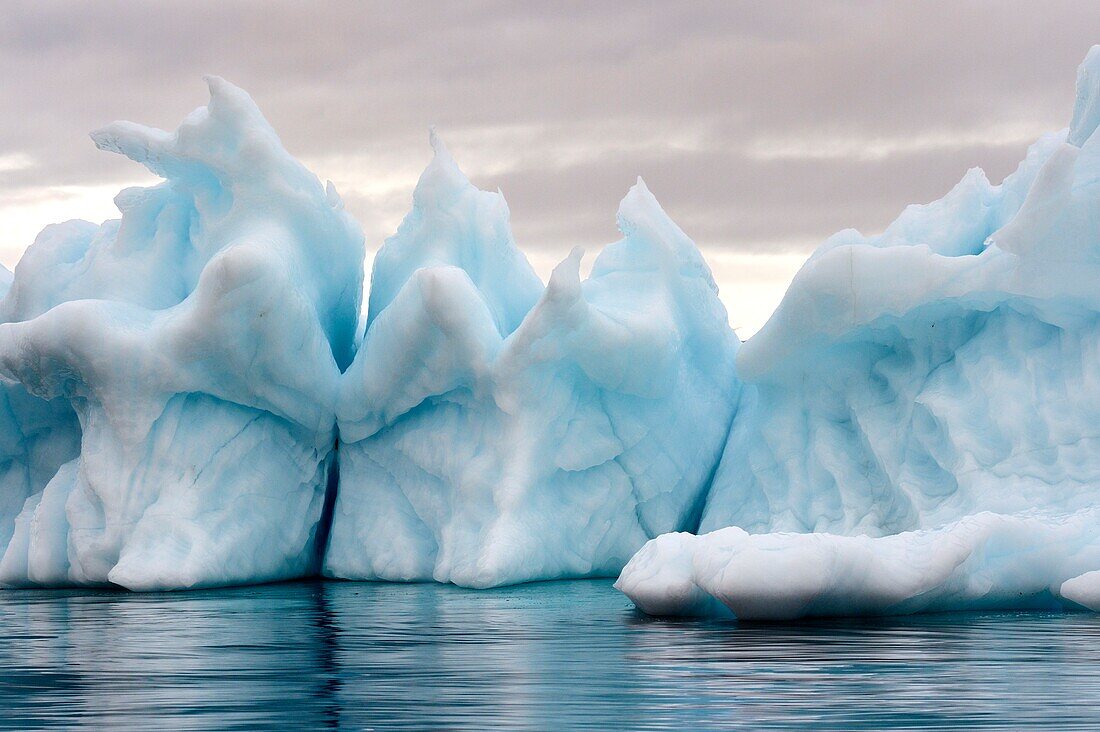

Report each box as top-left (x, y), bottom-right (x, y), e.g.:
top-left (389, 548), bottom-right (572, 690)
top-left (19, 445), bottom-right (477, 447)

top-left (617, 45), bottom-right (1100, 620)
top-left (0, 77), bottom-right (364, 590)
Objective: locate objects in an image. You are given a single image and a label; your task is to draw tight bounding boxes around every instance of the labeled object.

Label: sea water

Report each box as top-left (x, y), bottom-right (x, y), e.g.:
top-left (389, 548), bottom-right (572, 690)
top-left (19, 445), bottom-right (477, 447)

top-left (1, 580), bottom-right (1098, 730)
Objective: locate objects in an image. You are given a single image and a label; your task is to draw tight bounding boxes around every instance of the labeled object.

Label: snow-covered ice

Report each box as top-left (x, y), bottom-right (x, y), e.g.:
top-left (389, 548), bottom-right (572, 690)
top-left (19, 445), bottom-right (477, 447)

top-left (617, 45), bottom-right (1100, 619)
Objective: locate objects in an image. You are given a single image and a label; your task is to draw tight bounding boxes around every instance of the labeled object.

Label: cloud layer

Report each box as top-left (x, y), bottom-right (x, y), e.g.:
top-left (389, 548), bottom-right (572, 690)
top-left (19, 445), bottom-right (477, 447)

top-left (2, 1), bottom-right (1098, 334)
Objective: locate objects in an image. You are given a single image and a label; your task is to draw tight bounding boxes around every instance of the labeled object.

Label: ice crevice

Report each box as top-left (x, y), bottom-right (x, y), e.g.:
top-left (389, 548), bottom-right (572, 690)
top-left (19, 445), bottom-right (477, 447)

top-left (1, 50), bottom-right (1100, 615)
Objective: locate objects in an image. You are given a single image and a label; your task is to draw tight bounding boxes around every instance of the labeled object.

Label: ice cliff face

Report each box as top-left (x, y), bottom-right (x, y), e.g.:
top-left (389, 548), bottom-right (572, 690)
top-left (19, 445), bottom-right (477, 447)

top-left (0, 78), bottom-right (364, 589)
top-left (617, 45), bottom-right (1100, 619)
top-left (324, 135), bottom-right (739, 587)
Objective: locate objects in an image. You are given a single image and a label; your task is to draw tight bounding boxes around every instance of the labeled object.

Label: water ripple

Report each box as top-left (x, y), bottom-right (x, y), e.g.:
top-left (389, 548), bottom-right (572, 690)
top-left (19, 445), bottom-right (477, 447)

top-left (0, 580), bottom-right (1097, 730)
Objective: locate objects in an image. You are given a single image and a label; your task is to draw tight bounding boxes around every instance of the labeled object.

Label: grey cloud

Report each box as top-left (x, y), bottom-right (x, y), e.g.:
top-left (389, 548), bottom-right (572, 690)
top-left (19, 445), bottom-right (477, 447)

top-left (2, 0), bottom-right (1098, 256)
top-left (480, 138), bottom-right (1037, 254)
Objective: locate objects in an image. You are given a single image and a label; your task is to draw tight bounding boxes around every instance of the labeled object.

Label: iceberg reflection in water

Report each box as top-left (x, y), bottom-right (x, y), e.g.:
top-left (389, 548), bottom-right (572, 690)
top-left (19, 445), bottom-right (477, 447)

top-left (1, 580), bottom-right (1099, 730)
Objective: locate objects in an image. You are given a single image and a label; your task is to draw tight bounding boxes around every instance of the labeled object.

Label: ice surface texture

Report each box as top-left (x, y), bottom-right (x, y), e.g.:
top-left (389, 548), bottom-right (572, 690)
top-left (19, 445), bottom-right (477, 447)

top-left (617, 46), bottom-right (1100, 619)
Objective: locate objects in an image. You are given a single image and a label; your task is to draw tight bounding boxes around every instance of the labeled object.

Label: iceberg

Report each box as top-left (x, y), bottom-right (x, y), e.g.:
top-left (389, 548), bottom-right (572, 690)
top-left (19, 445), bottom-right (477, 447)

top-left (617, 46), bottom-right (1100, 619)
top-left (0, 78), bottom-right (364, 589)
top-left (323, 135), bottom-right (740, 587)
top-left (3, 48), bottom-right (1100, 607)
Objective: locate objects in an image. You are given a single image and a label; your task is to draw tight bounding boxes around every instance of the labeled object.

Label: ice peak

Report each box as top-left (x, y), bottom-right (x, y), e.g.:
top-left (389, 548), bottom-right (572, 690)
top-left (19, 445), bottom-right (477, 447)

top-left (366, 130), bottom-right (541, 336)
top-left (89, 76), bottom-right (287, 185)
top-left (1069, 45), bottom-right (1100, 147)
top-left (545, 246), bottom-right (584, 300)
top-left (202, 74), bottom-right (254, 114)
top-left (413, 128), bottom-right (470, 207)
top-left (428, 125), bottom-right (448, 157)
top-left (615, 177), bottom-right (655, 237)
top-left (605, 175), bottom-right (716, 292)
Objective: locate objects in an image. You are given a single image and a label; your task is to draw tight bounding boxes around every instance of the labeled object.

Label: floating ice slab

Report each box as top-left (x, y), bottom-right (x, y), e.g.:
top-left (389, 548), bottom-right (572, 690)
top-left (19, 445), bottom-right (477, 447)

top-left (617, 511), bottom-right (1100, 620)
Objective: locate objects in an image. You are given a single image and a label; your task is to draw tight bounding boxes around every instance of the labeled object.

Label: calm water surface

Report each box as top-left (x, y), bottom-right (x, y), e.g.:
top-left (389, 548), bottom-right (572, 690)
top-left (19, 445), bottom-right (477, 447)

top-left (0, 579), bottom-right (1098, 730)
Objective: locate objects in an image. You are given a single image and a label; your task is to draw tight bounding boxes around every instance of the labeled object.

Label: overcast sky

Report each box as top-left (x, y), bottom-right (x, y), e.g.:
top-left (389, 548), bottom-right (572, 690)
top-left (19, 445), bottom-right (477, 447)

top-left (2, 2), bottom-right (1098, 335)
